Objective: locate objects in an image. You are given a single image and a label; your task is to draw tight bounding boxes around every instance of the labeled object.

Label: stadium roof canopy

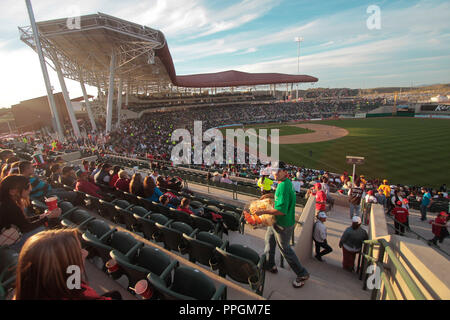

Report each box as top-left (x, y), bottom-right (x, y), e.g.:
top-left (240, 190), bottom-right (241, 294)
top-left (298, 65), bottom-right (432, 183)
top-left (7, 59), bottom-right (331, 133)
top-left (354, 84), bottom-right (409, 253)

top-left (18, 12), bottom-right (318, 92)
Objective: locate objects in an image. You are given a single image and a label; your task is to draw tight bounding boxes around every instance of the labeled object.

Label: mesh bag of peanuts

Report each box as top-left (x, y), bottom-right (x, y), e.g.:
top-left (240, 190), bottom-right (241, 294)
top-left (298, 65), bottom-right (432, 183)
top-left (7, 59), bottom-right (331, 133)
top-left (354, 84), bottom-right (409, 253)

top-left (243, 198), bottom-right (276, 228)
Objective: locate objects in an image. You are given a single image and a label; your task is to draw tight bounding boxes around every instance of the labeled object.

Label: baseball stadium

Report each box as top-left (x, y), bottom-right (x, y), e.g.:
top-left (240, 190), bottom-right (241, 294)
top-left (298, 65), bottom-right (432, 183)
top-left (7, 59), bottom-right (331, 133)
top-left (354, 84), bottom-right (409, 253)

top-left (0, 1), bottom-right (449, 307)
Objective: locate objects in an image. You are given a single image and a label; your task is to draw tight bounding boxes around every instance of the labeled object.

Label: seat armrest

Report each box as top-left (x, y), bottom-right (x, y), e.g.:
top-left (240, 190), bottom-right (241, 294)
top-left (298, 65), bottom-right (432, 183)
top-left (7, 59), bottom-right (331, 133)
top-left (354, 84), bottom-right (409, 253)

top-left (59, 206), bottom-right (78, 220)
top-left (159, 260), bottom-right (178, 281)
top-left (211, 284), bottom-right (227, 300)
top-left (99, 228), bottom-right (117, 242)
top-left (189, 228), bottom-right (199, 237)
top-left (258, 252), bottom-right (268, 270)
top-left (77, 217), bottom-right (96, 230)
top-left (125, 242), bottom-right (144, 260)
top-left (220, 240), bottom-right (229, 250)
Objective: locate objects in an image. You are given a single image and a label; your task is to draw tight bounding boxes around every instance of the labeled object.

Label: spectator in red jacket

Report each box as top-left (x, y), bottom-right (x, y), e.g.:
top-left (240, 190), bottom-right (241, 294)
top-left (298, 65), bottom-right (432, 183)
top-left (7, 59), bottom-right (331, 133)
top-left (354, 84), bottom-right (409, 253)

top-left (14, 229), bottom-right (121, 300)
top-left (109, 166), bottom-right (121, 188)
top-left (429, 212), bottom-right (449, 245)
top-left (177, 197), bottom-right (197, 216)
top-left (313, 183), bottom-right (327, 214)
top-left (114, 170), bottom-right (131, 192)
top-left (391, 201), bottom-right (409, 236)
top-left (75, 170), bottom-right (103, 199)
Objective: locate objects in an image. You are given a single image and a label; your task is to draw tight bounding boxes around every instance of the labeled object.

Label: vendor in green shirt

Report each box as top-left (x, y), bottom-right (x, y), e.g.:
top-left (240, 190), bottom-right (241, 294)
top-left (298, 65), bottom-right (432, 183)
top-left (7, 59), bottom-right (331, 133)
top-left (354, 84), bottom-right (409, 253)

top-left (254, 161), bottom-right (310, 288)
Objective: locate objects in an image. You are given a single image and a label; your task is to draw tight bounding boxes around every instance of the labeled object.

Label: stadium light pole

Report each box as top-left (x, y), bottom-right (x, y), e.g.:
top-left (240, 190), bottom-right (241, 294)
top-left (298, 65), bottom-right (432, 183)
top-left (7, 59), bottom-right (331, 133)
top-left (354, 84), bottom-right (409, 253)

top-left (25, 0), bottom-right (64, 141)
top-left (294, 37), bottom-right (303, 101)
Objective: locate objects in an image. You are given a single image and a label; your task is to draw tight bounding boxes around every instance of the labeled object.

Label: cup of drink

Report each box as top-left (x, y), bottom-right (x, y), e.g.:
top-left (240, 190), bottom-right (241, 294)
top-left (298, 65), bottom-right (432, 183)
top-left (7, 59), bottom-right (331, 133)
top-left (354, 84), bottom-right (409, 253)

top-left (45, 197), bottom-right (58, 211)
top-left (133, 279), bottom-right (153, 299)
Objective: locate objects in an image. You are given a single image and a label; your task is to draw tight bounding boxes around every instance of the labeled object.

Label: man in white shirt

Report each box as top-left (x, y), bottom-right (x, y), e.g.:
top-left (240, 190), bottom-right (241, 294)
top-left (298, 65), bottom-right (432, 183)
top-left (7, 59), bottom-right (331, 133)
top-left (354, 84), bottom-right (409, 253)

top-left (292, 177), bottom-right (302, 193)
top-left (313, 212), bottom-right (333, 262)
top-left (150, 170), bottom-right (160, 183)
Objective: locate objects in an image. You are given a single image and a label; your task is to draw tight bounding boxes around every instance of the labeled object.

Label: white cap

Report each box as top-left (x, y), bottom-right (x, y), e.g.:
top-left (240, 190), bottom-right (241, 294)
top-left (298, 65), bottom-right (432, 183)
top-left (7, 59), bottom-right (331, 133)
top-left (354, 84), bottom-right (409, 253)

top-left (352, 216), bottom-right (362, 224)
top-left (318, 212), bottom-right (327, 219)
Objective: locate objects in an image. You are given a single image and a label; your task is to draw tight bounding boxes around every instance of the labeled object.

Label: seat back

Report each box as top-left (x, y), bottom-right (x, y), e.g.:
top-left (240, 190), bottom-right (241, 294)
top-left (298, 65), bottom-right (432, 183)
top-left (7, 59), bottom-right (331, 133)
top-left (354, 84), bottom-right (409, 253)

top-left (130, 206), bottom-right (148, 217)
top-left (215, 244), bottom-right (260, 286)
top-left (136, 247), bottom-right (172, 278)
top-left (67, 209), bottom-right (92, 225)
top-left (110, 231), bottom-right (139, 255)
top-left (85, 219), bottom-right (111, 239)
top-left (113, 199), bottom-right (130, 209)
top-left (157, 222), bottom-right (193, 252)
top-left (0, 248), bottom-right (19, 286)
top-left (183, 232), bottom-right (223, 268)
top-left (59, 201), bottom-right (75, 214)
top-left (135, 214), bottom-right (167, 242)
top-left (170, 267), bottom-right (217, 300)
top-left (191, 215), bottom-right (215, 233)
top-left (170, 208), bottom-right (192, 225)
top-left (221, 211), bottom-right (240, 231)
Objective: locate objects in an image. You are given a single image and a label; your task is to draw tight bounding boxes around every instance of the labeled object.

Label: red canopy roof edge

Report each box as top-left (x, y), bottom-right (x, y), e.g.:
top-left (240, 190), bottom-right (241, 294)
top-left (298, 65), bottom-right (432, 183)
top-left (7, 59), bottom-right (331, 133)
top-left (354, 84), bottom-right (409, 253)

top-left (155, 43), bottom-right (318, 88)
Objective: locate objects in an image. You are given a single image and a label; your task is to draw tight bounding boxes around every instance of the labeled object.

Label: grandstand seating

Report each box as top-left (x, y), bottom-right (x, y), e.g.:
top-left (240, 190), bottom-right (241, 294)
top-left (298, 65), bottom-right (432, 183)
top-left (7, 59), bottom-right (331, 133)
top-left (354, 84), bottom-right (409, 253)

top-left (215, 244), bottom-right (266, 296)
top-left (147, 264), bottom-right (227, 300)
top-left (0, 247), bottom-right (18, 300)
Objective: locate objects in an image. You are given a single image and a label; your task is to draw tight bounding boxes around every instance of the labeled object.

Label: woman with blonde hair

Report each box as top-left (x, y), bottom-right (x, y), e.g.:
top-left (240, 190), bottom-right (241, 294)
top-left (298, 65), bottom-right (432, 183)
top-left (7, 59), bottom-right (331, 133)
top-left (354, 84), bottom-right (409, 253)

top-left (14, 229), bottom-right (121, 300)
top-left (129, 173), bottom-right (144, 197)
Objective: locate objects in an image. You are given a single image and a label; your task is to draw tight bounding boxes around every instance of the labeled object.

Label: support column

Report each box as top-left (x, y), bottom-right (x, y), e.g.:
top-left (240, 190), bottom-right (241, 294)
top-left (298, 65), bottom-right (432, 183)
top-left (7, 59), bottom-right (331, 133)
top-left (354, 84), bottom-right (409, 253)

top-left (106, 52), bottom-right (116, 134)
top-left (54, 58), bottom-right (81, 138)
top-left (116, 78), bottom-right (123, 128)
top-left (80, 75), bottom-right (97, 132)
top-left (125, 84), bottom-right (129, 107)
top-left (25, 0), bottom-right (64, 140)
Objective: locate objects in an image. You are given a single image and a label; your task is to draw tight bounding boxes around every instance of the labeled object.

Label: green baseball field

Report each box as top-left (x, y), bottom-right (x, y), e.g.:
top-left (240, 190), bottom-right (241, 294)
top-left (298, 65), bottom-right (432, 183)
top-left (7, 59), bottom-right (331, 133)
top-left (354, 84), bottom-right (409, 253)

top-left (227, 118), bottom-right (450, 188)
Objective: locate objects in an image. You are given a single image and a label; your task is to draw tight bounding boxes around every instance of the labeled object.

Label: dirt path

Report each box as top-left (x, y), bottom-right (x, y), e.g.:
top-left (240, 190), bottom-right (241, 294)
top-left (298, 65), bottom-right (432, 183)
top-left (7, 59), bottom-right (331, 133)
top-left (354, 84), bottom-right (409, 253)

top-left (273, 124), bottom-right (349, 144)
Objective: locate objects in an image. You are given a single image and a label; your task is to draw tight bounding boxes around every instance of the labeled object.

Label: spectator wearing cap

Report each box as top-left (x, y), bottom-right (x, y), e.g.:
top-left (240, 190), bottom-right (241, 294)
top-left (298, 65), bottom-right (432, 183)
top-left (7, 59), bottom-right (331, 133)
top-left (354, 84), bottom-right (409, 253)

top-left (59, 166), bottom-right (77, 188)
top-left (420, 187), bottom-right (433, 221)
top-left (313, 212), bottom-right (333, 262)
top-left (428, 212), bottom-right (449, 245)
top-left (378, 179), bottom-right (391, 200)
top-left (313, 182), bottom-right (327, 214)
top-left (391, 201), bottom-right (409, 236)
top-left (339, 216), bottom-right (368, 272)
top-left (257, 170), bottom-right (273, 195)
top-left (75, 170), bottom-right (103, 199)
top-left (375, 188), bottom-right (387, 211)
top-left (211, 172), bottom-right (221, 183)
top-left (348, 180), bottom-right (364, 219)
top-left (254, 161), bottom-right (310, 289)
top-left (364, 190), bottom-right (378, 204)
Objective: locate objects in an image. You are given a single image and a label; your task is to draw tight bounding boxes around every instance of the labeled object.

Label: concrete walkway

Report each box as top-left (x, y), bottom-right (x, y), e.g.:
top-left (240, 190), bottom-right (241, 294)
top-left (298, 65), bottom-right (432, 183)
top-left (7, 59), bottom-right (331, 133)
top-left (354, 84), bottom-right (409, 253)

top-left (187, 182), bottom-right (371, 299)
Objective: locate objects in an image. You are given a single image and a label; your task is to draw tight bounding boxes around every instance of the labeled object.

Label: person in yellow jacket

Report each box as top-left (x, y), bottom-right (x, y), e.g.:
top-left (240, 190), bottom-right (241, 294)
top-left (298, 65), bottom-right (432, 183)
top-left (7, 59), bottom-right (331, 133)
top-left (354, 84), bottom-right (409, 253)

top-left (378, 179), bottom-right (391, 198)
top-left (258, 170), bottom-right (273, 195)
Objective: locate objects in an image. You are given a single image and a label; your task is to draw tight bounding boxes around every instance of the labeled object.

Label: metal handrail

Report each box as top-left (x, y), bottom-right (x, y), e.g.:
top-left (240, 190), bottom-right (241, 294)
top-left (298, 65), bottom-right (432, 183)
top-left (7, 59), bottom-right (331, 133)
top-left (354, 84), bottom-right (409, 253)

top-left (360, 238), bottom-right (426, 300)
top-left (385, 214), bottom-right (449, 257)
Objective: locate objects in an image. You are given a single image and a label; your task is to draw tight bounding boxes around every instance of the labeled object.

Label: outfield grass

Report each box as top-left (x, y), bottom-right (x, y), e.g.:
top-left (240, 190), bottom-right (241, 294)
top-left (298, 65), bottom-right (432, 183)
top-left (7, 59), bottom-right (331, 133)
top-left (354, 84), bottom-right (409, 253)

top-left (275, 118), bottom-right (450, 188)
top-left (221, 123), bottom-right (313, 137)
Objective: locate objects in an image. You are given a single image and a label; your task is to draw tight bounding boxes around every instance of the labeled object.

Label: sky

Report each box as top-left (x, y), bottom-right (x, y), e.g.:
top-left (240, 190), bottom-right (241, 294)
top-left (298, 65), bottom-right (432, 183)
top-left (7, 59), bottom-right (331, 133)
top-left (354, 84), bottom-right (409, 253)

top-left (0, 0), bottom-right (449, 108)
